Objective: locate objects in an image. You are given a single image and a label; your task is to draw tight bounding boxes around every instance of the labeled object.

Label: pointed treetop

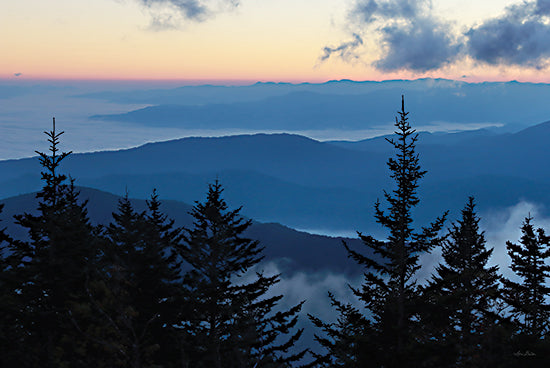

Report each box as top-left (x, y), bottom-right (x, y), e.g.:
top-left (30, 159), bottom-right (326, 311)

top-left (32, 118), bottom-right (73, 205)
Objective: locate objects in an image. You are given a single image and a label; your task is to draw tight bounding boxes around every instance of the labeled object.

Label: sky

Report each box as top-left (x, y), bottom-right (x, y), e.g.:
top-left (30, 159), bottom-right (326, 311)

top-left (4, 0), bottom-right (550, 82)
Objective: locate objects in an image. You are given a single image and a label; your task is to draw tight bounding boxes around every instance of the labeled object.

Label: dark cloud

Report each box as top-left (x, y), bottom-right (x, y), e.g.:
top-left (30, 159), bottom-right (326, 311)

top-left (466, 1), bottom-right (550, 67)
top-left (325, 0), bottom-right (550, 72)
top-left (376, 18), bottom-right (461, 72)
top-left (333, 0), bottom-right (460, 72)
top-left (135, 0), bottom-right (239, 29)
top-left (536, 0), bottom-right (550, 15)
top-left (353, 0), bottom-right (428, 24)
top-left (319, 33), bottom-right (363, 63)
top-left (13, 73), bottom-right (22, 77)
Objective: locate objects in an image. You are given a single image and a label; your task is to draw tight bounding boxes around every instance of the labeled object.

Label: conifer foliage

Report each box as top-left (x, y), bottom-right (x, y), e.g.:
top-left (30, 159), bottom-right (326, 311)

top-left (0, 119), bottom-right (307, 367)
top-left (9, 118), bottom-right (100, 366)
top-left (307, 293), bottom-right (370, 367)
top-left (88, 191), bottom-right (183, 367)
top-left (309, 96), bottom-right (446, 367)
top-left (0, 204), bottom-right (21, 367)
top-left (503, 215), bottom-right (550, 362)
top-left (423, 197), bottom-right (502, 367)
top-left (178, 180), bottom-right (306, 367)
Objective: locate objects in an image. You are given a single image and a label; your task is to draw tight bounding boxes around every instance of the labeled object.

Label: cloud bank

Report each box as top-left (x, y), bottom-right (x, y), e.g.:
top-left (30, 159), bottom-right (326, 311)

top-left (483, 201), bottom-right (550, 282)
top-left (325, 0), bottom-right (550, 72)
top-left (238, 260), bottom-right (364, 322)
top-left (423, 201), bottom-right (550, 285)
top-left (322, 0), bottom-right (461, 72)
top-left (233, 202), bottom-right (550, 355)
top-left (133, 0), bottom-right (239, 29)
top-left (466, 0), bottom-right (550, 68)
top-left (240, 202), bottom-right (550, 330)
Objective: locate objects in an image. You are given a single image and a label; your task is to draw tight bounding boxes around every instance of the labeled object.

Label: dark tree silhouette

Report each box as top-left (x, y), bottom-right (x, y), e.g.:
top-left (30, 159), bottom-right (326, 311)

top-left (308, 293), bottom-right (371, 367)
top-left (10, 118), bottom-right (102, 367)
top-left (309, 97), bottom-right (446, 367)
top-left (503, 215), bottom-right (550, 364)
top-left (177, 180), bottom-right (306, 367)
top-left (0, 204), bottom-right (24, 367)
top-left (423, 197), bottom-right (505, 367)
top-left (85, 191), bottom-right (184, 367)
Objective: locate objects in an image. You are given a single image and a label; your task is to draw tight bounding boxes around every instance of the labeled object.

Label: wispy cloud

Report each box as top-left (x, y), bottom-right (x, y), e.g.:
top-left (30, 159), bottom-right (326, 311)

top-left (422, 201), bottom-right (550, 284)
top-left (482, 201), bottom-right (550, 281)
top-left (325, 0), bottom-right (550, 72)
top-left (240, 260), bottom-right (364, 322)
top-left (132, 0), bottom-right (239, 30)
top-left (319, 33), bottom-right (364, 63)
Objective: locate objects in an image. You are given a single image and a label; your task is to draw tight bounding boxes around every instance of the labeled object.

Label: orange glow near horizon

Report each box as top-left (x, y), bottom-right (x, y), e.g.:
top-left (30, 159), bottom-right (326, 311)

top-left (3, 0), bottom-right (550, 85)
top-left (5, 65), bottom-right (550, 85)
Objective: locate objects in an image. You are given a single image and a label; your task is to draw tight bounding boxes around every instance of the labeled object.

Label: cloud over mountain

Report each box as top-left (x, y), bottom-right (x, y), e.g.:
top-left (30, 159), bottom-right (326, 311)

top-left (322, 0), bottom-right (461, 72)
top-left (373, 17), bottom-right (461, 72)
top-left (326, 0), bottom-right (550, 72)
top-left (466, 0), bottom-right (550, 67)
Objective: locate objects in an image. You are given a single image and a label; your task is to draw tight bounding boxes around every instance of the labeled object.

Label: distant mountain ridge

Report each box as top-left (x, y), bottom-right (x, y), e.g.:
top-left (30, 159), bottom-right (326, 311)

top-left (86, 78), bottom-right (550, 132)
top-left (329, 128), bottom-right (501, 152)
top-left (0, 133), bottom-right (388, 190)
top-left (2, 122), bottom-right (550, 232)
top-left (78, 78), bottom-right (466, 105)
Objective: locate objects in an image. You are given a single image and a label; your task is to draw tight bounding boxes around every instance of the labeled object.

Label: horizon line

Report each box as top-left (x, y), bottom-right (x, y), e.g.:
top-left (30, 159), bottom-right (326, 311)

top-left (1, 76), bottom-right (548, 86)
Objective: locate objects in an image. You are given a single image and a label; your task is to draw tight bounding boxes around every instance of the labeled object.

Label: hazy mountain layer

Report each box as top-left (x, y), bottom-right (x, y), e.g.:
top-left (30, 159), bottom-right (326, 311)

top-left (88, 79), bottom-right (550, 131)
top-left (1, 123), bottom-right (550, 231)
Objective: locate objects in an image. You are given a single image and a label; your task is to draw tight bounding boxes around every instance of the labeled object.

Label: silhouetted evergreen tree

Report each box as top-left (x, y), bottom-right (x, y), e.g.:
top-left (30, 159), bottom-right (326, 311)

top-left (87, 191), bottom-right (183, 367)
top-left (423, 197), bottom-right (504, 367)
top-left (142, 190), bottom-right (186, 364)
top-left (10, 118), bottom-right (102, 367)
top-left (178, 180), bottom-right (306, 367)
top-left (503, 215), bottom-right (550, 365)
top-left (0, 204), bottom-right (25, 366)
top-left (309, 97), bottom-right (446, 367)
top-left (308, 293), bottom-right (371, 367)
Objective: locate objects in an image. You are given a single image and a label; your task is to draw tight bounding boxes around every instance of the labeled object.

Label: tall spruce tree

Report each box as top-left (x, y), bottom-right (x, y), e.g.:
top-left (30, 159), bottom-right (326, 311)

top-left (10, 118), bottom-right (101, 367)
top-left (309, 97), bottom-right (446, 367)
top-left (177, 180), bottom-right (306, 368)
top-left (423, 197), bottom-right (504, 367)
top-left (503, 215), bottom-right (550, 363)
top-left (89, 191), bottom-right (183, 367)
top-left (141, 189), bottom-right (185, 363)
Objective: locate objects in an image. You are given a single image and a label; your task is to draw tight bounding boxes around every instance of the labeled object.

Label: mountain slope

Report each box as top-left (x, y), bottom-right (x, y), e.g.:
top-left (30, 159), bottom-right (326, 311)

top-left (0, 134), bottom-right (388, 190)
top-left (0, 187), bottom-right (365, 275)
